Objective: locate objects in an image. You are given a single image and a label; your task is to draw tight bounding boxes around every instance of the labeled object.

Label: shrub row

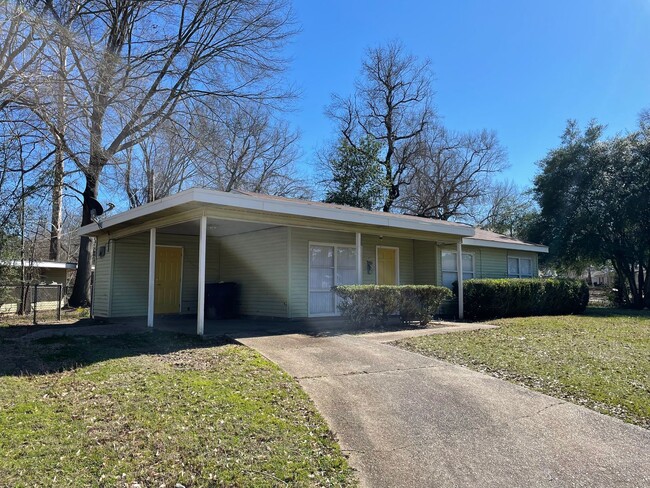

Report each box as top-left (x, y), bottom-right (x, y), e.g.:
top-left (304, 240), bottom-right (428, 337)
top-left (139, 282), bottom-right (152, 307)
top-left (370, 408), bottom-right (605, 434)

top-left (334, 285), bottom-right (452, 327)
top-left (462, 278), bottom-right (589, 320)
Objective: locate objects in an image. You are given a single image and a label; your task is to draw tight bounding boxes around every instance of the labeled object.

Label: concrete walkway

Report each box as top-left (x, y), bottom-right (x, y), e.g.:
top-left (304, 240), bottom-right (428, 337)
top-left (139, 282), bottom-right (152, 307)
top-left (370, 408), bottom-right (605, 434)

top-left (235, 331), bottom-right (650, 488)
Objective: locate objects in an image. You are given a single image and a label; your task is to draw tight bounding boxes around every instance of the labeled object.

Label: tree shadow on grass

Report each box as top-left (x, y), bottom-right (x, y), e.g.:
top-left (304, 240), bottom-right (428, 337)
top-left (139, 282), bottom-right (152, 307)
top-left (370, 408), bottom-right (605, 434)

top-left (0, 329), bottom-right (230, 377)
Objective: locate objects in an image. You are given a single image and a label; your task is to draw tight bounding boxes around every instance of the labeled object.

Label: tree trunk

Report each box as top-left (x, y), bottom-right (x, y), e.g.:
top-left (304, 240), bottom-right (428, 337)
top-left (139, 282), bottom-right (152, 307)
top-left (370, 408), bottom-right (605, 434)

top-left (49, 47), bottom-right (66, 261)
top-left (49, 146), bottom-right (63, 260)
top-left (68, 171), bottom-right (99, 307)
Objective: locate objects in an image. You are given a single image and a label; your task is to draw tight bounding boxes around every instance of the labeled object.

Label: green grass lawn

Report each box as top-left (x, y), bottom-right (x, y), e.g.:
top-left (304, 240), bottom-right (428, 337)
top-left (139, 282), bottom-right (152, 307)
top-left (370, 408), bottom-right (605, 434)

top-left (0, 331), bottom-right (357, 487)
top-left (396, 308), bottom-right (650, 429)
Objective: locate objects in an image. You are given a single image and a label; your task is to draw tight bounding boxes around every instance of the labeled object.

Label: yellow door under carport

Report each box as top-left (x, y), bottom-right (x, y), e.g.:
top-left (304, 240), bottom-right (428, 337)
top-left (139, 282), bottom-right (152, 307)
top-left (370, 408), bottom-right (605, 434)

top-left (155, 246), bottom-right (183, 314)
top-left (377, 247), bottom-right (398, 285)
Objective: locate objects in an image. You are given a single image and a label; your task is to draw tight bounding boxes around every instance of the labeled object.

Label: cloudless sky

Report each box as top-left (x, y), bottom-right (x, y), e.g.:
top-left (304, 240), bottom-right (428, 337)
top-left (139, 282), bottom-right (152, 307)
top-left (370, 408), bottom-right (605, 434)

top-left (283, 0), bottom-right (650, 189)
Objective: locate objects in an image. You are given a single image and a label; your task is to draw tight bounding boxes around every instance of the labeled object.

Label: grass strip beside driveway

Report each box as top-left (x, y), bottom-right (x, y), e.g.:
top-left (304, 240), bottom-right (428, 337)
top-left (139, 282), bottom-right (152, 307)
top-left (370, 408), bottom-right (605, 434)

top-left (396, 309), bottom-right (650, 429)
top-left (0, 331), bottom-right (356, 487)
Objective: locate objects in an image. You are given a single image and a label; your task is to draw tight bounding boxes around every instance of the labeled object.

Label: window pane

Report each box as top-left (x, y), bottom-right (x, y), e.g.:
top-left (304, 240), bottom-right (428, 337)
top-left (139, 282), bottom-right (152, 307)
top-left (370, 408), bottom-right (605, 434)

top-left (310, 268), bottom-right (334, 290)
top-left (336, 247), bottom-right (357, 268)
top-left (442, 271), bottom-right (457, 288)
top-left (462, 253), bottom-right (473, 272)
top-left (310, 245), bottom-right (334, 267)
top-left (520, 258), bottom-right (532, 277)
top-left (310, 291), bottom-right (334, 314)
top-left (463, 272), bottom-right (474, 280)
top-left (336, 268), bottom-right (357, 286)
top-left (508, 257), bottom-right (519, 276)
top-left (442, 251), bottom-right (457, 271)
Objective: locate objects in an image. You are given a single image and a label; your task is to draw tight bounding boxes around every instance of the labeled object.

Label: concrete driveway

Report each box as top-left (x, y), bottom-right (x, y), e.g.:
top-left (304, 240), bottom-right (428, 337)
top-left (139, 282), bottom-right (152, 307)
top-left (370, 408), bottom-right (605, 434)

top-left (235, 331), bottom-right (650, 488)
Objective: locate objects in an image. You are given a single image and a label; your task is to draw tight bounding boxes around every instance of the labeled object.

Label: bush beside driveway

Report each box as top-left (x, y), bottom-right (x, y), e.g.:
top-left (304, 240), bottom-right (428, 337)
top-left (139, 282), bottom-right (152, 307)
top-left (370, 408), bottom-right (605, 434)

top-left (396, 308), bottom-right (650, 428)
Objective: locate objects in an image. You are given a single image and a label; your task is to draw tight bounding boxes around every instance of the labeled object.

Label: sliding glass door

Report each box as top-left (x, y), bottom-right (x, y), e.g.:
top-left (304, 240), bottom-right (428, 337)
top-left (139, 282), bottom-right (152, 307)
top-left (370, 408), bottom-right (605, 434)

top-left (309, 244), bottom-right (357, 316)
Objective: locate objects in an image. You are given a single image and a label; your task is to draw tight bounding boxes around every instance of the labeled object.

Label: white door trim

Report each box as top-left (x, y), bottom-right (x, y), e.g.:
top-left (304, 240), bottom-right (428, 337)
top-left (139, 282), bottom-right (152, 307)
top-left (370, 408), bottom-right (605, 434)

top-left (376, 246), bottom-right (400, 285)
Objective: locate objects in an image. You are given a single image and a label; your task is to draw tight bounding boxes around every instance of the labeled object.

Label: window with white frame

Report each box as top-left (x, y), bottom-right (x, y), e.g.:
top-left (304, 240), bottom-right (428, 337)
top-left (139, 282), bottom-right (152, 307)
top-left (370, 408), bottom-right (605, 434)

top-left (508, 256), bottom-right (533, 278)
top-left (441, 251), bottom-right (474, 288)
top-left (309, 244), bottom-right (357, 316)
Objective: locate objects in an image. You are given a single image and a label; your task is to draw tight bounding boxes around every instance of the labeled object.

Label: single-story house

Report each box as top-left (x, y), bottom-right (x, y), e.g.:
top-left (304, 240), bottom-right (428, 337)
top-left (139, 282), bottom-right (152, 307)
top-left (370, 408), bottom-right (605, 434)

top-left (78, 188), bottom-right (548, 334)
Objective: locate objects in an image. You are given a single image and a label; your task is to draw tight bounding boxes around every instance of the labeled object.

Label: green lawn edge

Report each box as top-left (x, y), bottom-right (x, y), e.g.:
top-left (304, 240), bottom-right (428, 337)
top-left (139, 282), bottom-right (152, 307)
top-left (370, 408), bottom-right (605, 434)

top-left (0, 331), bottom-right (358, 487)
top-left (395, 308), bottom-right (650, 429)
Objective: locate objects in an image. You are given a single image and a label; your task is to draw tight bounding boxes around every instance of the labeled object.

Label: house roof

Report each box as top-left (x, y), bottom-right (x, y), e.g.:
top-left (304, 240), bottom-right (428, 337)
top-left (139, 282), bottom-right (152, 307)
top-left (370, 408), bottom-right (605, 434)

top-left (78, 187), bottom-right (476, 238)
top-left (463, 228), bottom-right (549, 253)
top-left (2, 260), bottom-right (77, 270)
top-left (77, 188), bottom-right (548, 253)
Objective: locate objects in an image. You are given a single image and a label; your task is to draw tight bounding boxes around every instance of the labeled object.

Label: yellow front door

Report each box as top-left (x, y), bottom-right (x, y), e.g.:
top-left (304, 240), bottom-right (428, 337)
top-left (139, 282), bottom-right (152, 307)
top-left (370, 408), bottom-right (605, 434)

top-left (377, 247), bottom-right (398, 285)
top-left (155, 246), bottom-right (183, 314)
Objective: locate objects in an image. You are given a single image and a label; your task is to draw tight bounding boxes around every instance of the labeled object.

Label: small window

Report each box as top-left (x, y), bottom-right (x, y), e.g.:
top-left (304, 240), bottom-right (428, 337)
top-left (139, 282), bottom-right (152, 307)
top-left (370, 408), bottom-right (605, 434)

top-left (441, 251), bottom-right (475, 288)
top-left (508, 257), bottom-right (533, 278)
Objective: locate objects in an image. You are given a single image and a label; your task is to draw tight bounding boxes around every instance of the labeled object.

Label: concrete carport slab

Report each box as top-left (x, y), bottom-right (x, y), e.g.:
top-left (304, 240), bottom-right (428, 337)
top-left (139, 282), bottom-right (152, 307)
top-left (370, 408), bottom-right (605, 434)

top-left (235, 331), bottom-right (650, 488)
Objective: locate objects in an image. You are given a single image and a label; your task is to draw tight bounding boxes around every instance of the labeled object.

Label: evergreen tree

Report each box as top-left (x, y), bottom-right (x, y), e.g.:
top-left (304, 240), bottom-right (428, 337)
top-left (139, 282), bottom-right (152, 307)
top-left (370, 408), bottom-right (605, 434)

top-left (324, 136), bottom-right (386, 210)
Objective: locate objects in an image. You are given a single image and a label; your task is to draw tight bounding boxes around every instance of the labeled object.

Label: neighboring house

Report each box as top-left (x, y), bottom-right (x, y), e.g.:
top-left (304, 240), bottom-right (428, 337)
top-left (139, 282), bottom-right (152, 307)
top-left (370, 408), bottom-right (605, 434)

top-left (584, 267), bottom-right (615, 287)
top-left (78, 188), bottom-right (548, 334)
top-left (0, 260), bottom-right (76, 314)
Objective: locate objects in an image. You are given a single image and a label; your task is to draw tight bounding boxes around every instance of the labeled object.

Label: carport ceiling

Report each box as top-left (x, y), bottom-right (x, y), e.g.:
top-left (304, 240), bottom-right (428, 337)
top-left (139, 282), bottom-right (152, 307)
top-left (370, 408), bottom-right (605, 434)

top-left (157, 219), bottom-right (278, 237)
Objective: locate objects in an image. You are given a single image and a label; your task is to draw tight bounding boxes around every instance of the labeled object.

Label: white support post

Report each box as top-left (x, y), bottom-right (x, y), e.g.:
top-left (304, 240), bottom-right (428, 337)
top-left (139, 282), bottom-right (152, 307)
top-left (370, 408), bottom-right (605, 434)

top-left (456, 240), bottom-right (464, 320)
top-left (147, 227), bottom-right (156, 328)
top-left (356, 232), bottom-right (362, 284)
top-left (197, 215), bottom-right (207, 335)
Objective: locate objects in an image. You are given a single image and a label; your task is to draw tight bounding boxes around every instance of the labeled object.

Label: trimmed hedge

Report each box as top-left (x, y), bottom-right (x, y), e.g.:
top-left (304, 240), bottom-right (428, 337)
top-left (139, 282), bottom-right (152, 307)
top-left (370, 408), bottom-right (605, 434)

top-left (462, 278), bottom-right (589, 320)
top-left (399, 285), bottom-right (453, 325)
top-left (334, 285), bottom-right (452, 327)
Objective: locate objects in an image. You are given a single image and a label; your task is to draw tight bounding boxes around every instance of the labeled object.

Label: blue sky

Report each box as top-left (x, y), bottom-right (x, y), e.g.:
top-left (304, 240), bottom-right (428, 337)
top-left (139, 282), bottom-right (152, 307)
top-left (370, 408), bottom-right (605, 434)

top-left (284, 0), bottom-right (650, 188)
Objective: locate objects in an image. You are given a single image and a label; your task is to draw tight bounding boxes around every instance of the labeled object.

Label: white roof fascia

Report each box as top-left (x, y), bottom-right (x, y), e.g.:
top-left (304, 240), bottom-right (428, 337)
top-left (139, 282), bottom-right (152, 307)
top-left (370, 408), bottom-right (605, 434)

top-left (2, 260), bottom-right (77, 269)
top-left (462, 237), bottom-right (549, 254)
top-left (79, 188), bottom-right (475, 238)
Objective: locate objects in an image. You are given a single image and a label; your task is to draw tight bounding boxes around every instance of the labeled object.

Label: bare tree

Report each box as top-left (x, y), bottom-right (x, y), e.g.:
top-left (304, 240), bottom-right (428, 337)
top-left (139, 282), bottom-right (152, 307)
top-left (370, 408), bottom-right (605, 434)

top-left (116, 119), bottom-right (198, 208)
top-left (327, 42), bottom-right (434, 212)
top-left (0, 1), bottom-right (51, 110)
top-left (193, 102), bottom-right (307, 197)
top-left (476, 181), bottom-right (536, 236)
top-left (7, 0), bottom-right (297, 306)
top-left (397, 128), bottom-right (507, 220)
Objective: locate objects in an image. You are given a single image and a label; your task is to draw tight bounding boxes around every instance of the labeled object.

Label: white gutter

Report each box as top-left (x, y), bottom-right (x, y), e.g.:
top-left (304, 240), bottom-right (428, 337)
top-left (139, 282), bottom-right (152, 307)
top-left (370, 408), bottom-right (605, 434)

top-left (462, 237), bottom-right (549, 254)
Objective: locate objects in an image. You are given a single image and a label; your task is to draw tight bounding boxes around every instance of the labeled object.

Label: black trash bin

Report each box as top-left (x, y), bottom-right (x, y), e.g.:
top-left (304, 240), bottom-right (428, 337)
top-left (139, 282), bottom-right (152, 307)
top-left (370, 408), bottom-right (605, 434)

top-left (205, 282), bottom-right (239, 320)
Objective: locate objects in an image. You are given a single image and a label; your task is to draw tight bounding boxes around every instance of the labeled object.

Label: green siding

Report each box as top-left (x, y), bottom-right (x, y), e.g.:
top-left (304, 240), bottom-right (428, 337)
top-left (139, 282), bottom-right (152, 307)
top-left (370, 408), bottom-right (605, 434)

top-left (110, 232), bottom-right (219, 317)
top-left (463, 246), bottom-right (539, 279)
top-left (413, 240), bottom-right (437, 285)
top-left (111, 233), bottom-right (148, 317)
top-left (92, 234), bottom-right (112, 317)
top-left (220, 226), bottom-right (288, 318)
top-left (437, 245), bottom-right (541, 287)
top-left (471, 246), bottom-right (505, 278)
top-left (361, 235), bottom-right (414, 285)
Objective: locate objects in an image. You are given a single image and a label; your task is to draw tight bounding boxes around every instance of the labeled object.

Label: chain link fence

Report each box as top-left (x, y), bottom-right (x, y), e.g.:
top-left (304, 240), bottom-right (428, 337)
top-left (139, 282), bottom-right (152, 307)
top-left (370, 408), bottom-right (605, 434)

top-left (0, 284), bottom-right (66, 324)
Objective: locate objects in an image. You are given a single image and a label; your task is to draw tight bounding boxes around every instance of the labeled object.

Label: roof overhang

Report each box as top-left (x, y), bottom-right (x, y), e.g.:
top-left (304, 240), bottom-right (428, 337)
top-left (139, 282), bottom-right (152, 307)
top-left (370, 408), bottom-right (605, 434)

top-left (462, 237), bottom-right (549, 254)
top-left (2, 260), bottom-right (77, 269)
top-left (78, 188), bottom-right (476, 240)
